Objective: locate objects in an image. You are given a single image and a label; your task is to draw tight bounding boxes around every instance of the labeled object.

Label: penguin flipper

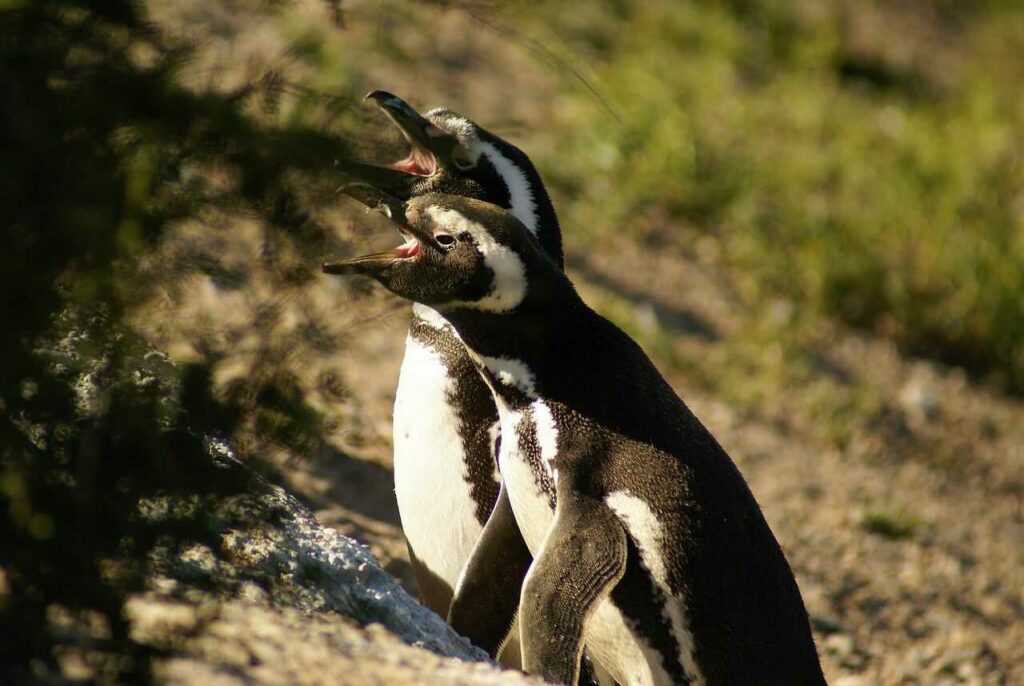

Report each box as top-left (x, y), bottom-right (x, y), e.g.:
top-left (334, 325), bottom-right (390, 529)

top-left (520, 483), bottom-right (628, 686)
top-left (448, 481), bottom-right (533, 657)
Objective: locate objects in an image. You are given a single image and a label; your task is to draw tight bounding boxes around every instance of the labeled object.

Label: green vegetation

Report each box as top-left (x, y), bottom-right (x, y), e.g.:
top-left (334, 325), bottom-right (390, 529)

top-left (527, 0), bottom-right (1024, 392)
top-left (862, 506), bottom-right (921, 540)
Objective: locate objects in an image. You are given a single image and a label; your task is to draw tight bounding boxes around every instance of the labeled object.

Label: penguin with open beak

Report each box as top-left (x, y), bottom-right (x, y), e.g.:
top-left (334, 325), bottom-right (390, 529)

top-left (346, 90), bottom-right (562, 263)
top-left (340, 92), bottom-right (565, 673)
top-left (324, 192), bottom-right (826, 686)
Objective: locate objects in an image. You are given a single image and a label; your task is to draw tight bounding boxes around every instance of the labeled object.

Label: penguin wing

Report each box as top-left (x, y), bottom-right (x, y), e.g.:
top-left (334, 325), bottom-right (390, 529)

top-left (518, 475), bottom-right (630, 686)
top-left (448, 481), bottom-right (533, 657)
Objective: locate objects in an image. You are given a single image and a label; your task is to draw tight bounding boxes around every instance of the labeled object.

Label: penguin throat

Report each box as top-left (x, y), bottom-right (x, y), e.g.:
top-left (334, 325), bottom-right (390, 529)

top-left (390, 144), bottom-right (438, 177)
top-left (394, 237), bottom-right (421, 259)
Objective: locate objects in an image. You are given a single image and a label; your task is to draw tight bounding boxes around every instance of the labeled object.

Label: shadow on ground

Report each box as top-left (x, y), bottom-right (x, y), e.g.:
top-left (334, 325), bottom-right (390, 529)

top-left (567, 253), bottom-right (720, 342)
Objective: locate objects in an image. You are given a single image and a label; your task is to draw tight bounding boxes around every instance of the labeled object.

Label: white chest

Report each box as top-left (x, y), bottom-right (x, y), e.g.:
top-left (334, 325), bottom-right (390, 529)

top-left (393, 335), bottom-right (487, 587)
top-left (495, 400), bottom-right (557, 554)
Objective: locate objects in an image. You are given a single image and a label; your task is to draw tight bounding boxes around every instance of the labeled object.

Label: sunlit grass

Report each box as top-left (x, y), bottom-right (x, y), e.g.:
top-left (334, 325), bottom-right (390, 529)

top-left (528, 0), bottom-right (1024, 392)
top-left (283, 0), bottom-right (1024, 398)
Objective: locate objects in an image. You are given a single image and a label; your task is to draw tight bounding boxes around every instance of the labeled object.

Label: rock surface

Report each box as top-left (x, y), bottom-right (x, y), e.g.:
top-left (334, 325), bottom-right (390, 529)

top-left (117, 450), bottom-right (535, 685)
top-left (28, 320), bottom-right (528, 684)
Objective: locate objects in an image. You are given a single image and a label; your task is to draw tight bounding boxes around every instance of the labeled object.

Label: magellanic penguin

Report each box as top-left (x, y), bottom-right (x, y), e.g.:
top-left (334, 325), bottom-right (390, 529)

top-left (344, 92), bottom-right (561, 643)
top-left (323, 192), bottom-right (827, 686)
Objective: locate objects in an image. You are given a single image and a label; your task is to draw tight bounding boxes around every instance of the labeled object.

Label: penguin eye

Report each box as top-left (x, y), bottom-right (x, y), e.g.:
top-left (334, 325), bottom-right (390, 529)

top-left (435, 233), bottom-right (456, 249)
top-left (451, 145), bottom-right (475, 170)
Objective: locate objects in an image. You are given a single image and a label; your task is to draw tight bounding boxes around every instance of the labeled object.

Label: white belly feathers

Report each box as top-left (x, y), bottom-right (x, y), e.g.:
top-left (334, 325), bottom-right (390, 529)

top-left (393, 333), bottom-right (485, 587)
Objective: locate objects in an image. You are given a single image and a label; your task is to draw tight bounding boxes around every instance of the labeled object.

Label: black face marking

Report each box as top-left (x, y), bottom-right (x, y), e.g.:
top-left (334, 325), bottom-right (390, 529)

top-left (477, 130), bottom-right (563, 268)
top-left (408, 172), bottom-right (492, 208)
top-left (352, 229), bottom-right (495, 307)
top-left (463, 155), bottom-right (511, 203)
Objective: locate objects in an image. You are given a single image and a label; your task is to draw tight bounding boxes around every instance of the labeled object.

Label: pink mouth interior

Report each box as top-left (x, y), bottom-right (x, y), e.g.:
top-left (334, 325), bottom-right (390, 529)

top-left (394, 238), bottom-right (421, 259)
top-left (389, 145), bottom-right (438, 177)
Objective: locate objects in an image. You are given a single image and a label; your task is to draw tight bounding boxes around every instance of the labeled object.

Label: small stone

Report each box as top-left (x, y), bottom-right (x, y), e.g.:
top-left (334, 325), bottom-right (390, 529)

top-left (824, 633), bottom-right (855, 658)
top-left (832, 676), bottom-right (871, 686)
top-left (899, 373), bottom-right (940, 423)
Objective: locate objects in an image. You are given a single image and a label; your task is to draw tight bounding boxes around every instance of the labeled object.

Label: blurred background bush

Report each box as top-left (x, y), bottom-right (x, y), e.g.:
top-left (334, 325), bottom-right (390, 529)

top-left (534, 0), bottom-right (1024, 394)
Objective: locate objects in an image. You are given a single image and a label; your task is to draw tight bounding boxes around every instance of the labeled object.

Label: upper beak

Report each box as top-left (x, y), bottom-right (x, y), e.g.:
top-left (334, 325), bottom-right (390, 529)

top-left (335, 90), bottom-right (452, 197)
top-left (321, 184), bottom-right (440, 275)
top-left (364, 90), bottom-right (443, 149)
top-left (340, 183), bottom-right (412, 229)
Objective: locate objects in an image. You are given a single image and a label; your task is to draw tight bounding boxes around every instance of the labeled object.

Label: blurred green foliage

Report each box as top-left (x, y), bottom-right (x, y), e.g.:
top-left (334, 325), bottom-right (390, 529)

top-left (862, 505), bottom-right (920, 540)
top-left (529, 0), bottom-right (1024, 392)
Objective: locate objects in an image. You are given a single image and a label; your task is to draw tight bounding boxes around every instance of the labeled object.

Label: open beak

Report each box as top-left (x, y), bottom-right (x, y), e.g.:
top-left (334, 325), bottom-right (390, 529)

top-left (322, 184), bottom-right (440, 275)
top-left (336, 91), bottom-right (457, 197)
top-left (365, 90), bottom-right (447, 176)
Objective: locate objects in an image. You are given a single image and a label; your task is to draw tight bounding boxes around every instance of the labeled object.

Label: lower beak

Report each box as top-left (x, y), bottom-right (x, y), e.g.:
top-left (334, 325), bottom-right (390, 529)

top-left (322, 184), bottom-right (438, 277)
top-left (341, 183), bottom-right (409, 224)
top-left (340, 183), bottom-right (441, 250)
top-left (335, 160), bottom-right (420, 197)
top-left (322, 251), bottom-right (396, 275)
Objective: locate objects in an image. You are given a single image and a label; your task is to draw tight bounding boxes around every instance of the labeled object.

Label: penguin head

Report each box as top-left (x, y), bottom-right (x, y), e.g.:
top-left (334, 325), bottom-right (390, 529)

top-left (346, 91), bottom-right (563, 266)
top-left (324, 188), bottom-right (557, 313)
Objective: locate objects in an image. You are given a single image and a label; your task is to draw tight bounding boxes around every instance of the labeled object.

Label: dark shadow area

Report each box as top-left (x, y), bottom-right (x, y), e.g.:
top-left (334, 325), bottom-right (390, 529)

top-left (306, 445), bottom-right (404, 529)
top-left (0, 1), bottom-right (391, 681)
top-left (835, 56), bottom-right (933, 98)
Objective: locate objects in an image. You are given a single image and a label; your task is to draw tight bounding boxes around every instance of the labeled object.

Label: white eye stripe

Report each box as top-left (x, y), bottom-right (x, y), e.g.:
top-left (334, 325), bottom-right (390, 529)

top-left (480, 142), bottom-right (539, 235)
top-left (425, 206), bottom-right (527, 312)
